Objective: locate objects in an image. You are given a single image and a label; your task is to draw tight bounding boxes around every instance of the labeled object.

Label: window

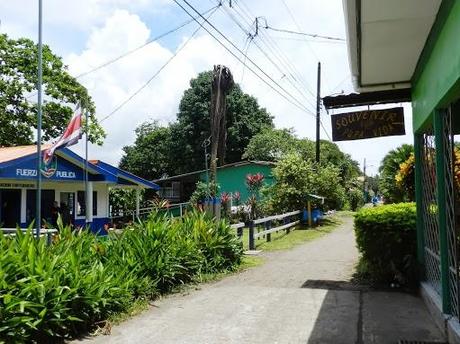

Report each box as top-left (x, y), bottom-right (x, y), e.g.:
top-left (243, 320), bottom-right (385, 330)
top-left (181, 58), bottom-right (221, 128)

top-left (77, 191), bottom-right (97, 216)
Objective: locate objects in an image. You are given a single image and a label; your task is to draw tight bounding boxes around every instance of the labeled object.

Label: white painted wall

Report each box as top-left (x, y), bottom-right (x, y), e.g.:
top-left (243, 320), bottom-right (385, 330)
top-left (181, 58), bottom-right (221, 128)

top-left (0, 179), bottom-right (111, 223)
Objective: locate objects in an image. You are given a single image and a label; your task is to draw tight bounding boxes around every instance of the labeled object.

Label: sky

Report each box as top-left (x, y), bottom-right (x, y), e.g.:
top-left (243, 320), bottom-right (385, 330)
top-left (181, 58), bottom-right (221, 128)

top-left (0, 0), bottom-right (414, 176)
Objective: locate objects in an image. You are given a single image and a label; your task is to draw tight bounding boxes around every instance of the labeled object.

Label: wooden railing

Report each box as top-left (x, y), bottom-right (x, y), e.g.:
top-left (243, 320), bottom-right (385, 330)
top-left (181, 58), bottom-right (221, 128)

top-left (1, 228), bottom-right (58, 244)
top-left (231, 210), bottom-right (303, 250)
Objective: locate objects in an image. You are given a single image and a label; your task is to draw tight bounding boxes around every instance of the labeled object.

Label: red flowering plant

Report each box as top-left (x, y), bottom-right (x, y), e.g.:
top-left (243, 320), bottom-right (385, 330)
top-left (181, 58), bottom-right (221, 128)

top-left (233, 191), bottom-right (241, 206)
top-left (246, 173), bottom-right (265, 220)
top-left (220, 192), bottom-right (231, 218)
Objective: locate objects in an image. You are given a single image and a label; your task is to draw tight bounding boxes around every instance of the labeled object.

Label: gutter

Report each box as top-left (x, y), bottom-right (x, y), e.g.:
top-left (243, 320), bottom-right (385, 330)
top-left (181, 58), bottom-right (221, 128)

top-left (343, 0), bottom-right (360, 90)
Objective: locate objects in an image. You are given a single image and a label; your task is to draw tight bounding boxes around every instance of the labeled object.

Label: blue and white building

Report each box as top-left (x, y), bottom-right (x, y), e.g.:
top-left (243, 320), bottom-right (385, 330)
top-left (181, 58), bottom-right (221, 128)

top-left (0, 145), bottom-right (159, 232)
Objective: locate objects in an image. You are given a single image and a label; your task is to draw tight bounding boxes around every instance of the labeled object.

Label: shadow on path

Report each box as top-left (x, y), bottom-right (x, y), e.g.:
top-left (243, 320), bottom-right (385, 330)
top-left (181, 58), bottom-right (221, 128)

top-left (303, 279), bottom-right (445, 344)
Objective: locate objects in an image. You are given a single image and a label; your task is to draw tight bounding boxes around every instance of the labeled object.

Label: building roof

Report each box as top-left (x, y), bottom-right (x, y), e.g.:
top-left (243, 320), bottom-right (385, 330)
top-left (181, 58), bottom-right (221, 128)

top-left (0, 145), bottom-right (159, 190)
top-left (154, 160), bottom-right (275, 183)
top-left (322, 88), bottom-right (411, 110)
top-left (0, 144), bottom-right (51, 164)
top-left (343, 0), bottom-right (441, 92)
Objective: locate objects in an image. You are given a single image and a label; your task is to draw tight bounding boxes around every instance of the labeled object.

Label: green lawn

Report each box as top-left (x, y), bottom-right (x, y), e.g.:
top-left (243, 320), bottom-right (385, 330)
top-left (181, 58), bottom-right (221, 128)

top-left (239, 212), bottom-right (346, 251)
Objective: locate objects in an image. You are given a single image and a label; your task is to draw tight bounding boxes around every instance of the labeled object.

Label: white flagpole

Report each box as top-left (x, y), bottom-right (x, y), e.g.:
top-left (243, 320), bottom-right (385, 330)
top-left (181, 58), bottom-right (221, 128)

top-left (85, 109), bottom-right (90, 227)
top-left (36, 0), bottom-right (43, 238)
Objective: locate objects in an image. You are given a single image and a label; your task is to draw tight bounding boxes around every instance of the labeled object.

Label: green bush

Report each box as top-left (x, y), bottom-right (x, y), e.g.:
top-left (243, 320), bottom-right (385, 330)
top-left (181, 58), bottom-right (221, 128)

top-left (347, 187), bottom-right (364, 211)
top-left (0, 211), bottom-right (242, 342)
top-left (354, 203), bottom-right (417, 287)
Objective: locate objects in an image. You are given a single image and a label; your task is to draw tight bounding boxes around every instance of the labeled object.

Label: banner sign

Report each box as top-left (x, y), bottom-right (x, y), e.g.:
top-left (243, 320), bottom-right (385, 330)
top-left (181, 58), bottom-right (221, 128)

top-left (331, 107), bottom-right (405, 141)
top-left (1, 155), bottom-right (83, 181)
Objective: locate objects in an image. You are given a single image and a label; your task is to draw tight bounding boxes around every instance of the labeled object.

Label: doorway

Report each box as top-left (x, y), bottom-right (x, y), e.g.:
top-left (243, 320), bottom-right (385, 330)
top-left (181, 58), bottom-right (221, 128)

top-left (26, 190), bottom-right (55, 226)
top-left (60, 192), bottom-right (75, 226)
top-left (0, 189), bottom-right (21, 227)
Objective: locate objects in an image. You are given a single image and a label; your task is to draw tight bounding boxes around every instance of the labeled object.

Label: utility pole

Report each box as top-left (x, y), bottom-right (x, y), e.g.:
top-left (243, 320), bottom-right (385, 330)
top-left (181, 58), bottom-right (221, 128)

top-left (210, 65), bottom-right (233, 191)
top-left (315, 62), bottom-right (321, 163)
top-left (363, 158), bottom-right (367, 203)
top-left (36, 0), bottom-right (43, 238)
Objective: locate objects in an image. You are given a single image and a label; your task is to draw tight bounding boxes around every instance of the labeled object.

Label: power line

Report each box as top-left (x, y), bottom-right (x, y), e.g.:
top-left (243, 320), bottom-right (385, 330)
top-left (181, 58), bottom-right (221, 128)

top-left (218, 0), bottom-right (331, 138)
top-left (77, 5), bottom-right (219, 79)
top-left (99, 6), bottom-right (219, 123)
top-left (217, 3), bottom-right (316, 111)
top-left (25, 5), bottom-right (219, 100)
top-left (229, 1), bottom-right (331, 139)
top-left (268, 35), bottom-right (346, 44)
top-left (174, 0), bottom-right (315, 116)
top-left (232, 2), bottom-right (317, 99)
top-left (264, 26), bottom-right (345, 42)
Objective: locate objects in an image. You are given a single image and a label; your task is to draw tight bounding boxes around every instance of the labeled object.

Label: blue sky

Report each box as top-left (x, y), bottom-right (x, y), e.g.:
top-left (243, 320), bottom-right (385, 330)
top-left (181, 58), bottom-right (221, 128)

top-left (0, 0), bottom-right (413, 175)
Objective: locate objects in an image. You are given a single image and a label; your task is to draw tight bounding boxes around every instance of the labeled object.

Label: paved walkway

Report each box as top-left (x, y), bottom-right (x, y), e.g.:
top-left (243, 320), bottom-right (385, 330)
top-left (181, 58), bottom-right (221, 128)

top-left (78, 215), bottom-right (444, 344)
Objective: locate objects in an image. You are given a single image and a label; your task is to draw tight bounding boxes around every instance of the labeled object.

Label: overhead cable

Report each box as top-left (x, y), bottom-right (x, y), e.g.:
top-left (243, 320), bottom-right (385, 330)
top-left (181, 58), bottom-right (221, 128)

top-left (174, 0), bottom-right (315, 116)
top-left (99, 6), bottom-right (219, 123)
top-left (264, 26), bottom-right (345, 42)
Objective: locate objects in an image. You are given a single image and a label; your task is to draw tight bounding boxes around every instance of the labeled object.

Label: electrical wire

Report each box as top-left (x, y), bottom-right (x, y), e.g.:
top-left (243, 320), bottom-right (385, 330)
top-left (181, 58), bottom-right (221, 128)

top-left (217, 3), bottom-right (316, 111)
top-left (174, 0), bottom-right (315, 116)
top-left (99, 6), bottom-right (219, 123)
top-left (268, 35), bottom-right (346, 44)
top-left (232, 1), bottom-right (317, 99)
top-left (264, 26), bottom-right (345, 42)
top-left (77, 5), bottom-right (218, 79)
top-left (222, 1), bottom-right (332, 140)
top-left (25, 5), bottom-right (219, 100)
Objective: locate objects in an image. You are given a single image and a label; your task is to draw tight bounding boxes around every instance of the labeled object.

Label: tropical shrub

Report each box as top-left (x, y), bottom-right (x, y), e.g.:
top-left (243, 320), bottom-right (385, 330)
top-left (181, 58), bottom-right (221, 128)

top-left (354, 203), bottom-right (417, 287)
top-left (246, 173), bottom-right (265, 219)
top-left (378, 144), bottom-right (413, 203)
top-left (265, 153), bottom-right (346, 213)
top-left (0, 211), bottom-right (242, 342)
top-left (347, 187), bottom-right (364, 211)
top-left (189, 181), bottom-right (219, 205)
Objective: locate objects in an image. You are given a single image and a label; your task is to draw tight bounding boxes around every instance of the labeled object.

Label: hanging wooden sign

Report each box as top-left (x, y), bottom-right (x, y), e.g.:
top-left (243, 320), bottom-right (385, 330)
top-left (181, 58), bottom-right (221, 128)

top-left (331, 107), bottom-right (405, 141)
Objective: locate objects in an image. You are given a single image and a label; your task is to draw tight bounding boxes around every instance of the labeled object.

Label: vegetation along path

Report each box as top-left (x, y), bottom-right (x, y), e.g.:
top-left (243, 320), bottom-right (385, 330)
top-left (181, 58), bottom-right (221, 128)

top-left (78, 214), bottom-right (442, 344)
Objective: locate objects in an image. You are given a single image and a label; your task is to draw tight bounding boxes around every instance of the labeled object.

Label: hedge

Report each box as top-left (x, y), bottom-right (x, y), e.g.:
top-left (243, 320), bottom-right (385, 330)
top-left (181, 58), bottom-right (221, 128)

top-left (0, 211), bottom-right (243, 342)
top-left (354, 203), bottom-right (417, 287)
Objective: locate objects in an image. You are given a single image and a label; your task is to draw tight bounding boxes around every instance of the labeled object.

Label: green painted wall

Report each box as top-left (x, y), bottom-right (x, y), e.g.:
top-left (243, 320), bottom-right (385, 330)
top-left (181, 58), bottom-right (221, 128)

top-left (199, 164), bottom-right (274, 202)
top-left (412, 0), bottom-right (460, 133)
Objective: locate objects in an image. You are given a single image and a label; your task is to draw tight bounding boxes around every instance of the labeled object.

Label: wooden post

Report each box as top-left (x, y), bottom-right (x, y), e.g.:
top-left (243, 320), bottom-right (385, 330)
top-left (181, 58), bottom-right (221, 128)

top-left (135, 188), bottom-right (140, 219)
top-left (307, 201), bottom-right (312, 227)
top-left (266, 220), bottom-right (271, 242)
top-left (285, 217), bottom-right (290, 234)
top-left (248, 220), bottom-right (255, 250)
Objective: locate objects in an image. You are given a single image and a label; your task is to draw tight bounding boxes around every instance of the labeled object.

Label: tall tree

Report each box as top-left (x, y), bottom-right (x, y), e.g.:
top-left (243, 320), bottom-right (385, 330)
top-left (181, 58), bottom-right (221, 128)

top-left (119, 122), bottom-right (173, 180)
top-left (243, 128), bottom-right (360, 186)
top-left (0, 34), bottom-right (105, 146)
top-left (170, 71), bottom-right (273, 174)
top-left (121, 70), bottom-right (273, 178)
top-left (242, 128), bottom-right (300, 161)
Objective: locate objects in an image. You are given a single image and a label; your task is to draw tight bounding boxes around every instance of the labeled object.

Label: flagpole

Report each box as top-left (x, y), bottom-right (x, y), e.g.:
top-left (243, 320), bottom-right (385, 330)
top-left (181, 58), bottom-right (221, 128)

top-left (36, 0), bottom-right (43, 238)
top-left (85, 109), bottom-right (89, 227)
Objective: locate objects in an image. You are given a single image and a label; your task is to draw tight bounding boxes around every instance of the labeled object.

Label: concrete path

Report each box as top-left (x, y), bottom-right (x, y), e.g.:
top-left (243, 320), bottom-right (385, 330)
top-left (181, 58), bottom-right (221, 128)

top-left (78, 215), bottom-right (444, 344)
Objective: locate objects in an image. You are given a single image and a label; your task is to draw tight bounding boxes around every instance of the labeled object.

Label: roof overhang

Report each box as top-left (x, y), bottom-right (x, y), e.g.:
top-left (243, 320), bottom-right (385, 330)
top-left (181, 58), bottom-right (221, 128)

top-left (343, 0), bottom-right (442, 92)
top-left (323, 88), bottom-right (411, 110)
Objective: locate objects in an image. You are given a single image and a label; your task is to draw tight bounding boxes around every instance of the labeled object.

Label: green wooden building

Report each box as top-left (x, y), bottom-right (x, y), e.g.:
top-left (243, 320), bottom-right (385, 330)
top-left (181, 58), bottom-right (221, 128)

top-left (323, 1), bottom-right (460, 341)
top-left (154, 161), bottom-right (274, 204)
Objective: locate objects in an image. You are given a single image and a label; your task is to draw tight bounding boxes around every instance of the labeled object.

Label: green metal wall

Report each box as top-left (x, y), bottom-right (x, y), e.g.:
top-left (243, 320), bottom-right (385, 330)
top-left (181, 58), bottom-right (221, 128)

top-left (412, 0), bottom-right (460, 318)
top-left (199, 164), bottom-right (274, 202)
top-left (412, 0), bottom-right (460, 133)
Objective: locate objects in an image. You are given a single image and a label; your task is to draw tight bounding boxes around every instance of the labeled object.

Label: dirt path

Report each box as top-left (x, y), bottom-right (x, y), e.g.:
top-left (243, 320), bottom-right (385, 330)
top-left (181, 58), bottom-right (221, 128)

top-left (77, 215), bottom-right (443, 344)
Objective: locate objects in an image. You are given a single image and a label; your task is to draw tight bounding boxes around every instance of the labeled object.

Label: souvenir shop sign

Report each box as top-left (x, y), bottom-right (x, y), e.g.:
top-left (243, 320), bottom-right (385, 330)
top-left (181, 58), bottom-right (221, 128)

top-left (331, 107), bottom-right (405, 141)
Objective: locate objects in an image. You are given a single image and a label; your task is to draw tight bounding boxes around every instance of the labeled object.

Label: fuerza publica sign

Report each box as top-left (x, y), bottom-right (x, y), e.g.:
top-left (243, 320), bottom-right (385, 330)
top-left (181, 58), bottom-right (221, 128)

top-left (331, 107), bottom-right (405, 141)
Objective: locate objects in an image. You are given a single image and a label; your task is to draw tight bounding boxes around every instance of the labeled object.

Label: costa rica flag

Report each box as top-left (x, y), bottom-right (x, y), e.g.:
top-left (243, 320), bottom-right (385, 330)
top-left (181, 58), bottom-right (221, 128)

top-left (43, 104), bottom-right (83, 165)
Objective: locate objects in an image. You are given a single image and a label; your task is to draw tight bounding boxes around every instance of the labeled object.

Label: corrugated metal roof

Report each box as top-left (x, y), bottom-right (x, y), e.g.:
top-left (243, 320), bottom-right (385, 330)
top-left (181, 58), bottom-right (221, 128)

top-left (0, 144), bottom-right (51, 164)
